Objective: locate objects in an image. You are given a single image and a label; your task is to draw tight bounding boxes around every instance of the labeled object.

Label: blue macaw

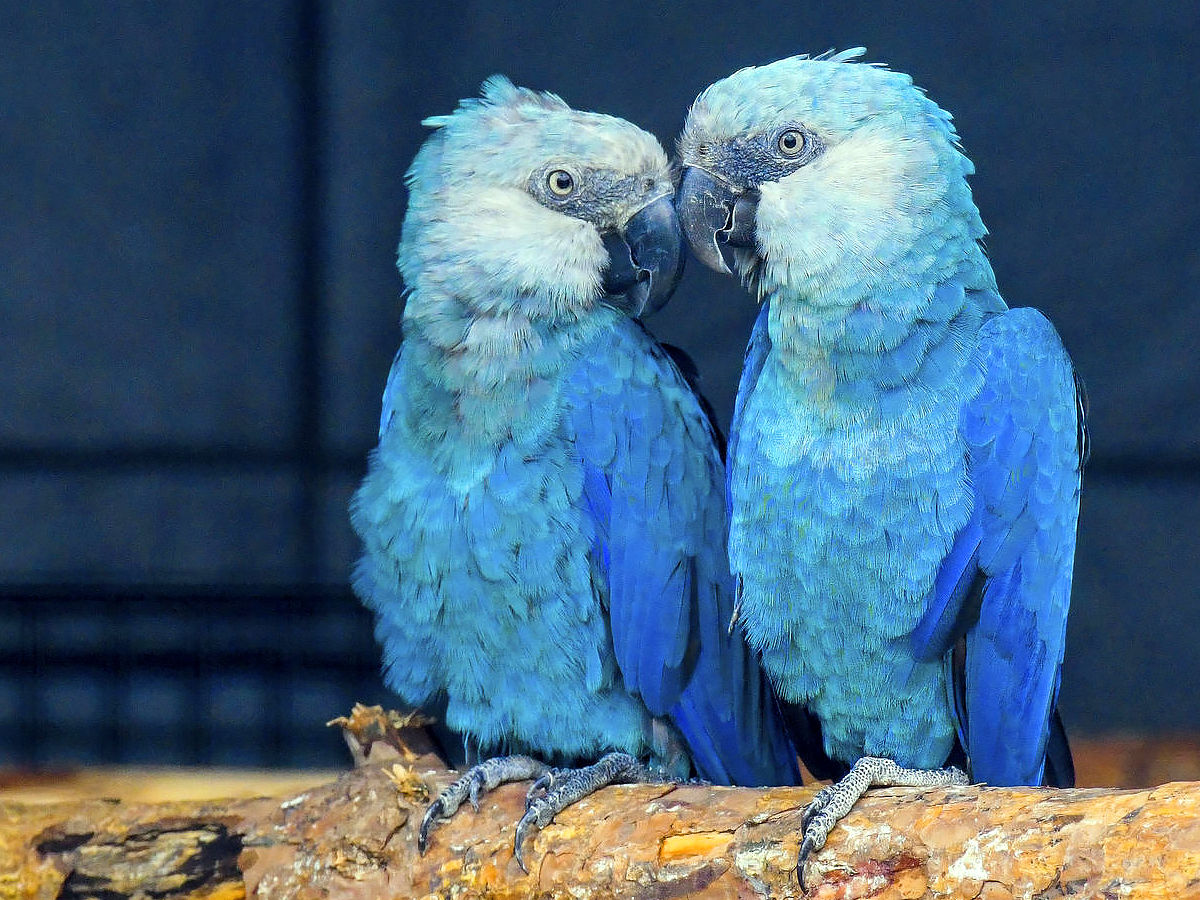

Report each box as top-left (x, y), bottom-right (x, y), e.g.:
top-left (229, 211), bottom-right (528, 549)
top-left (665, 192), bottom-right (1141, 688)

top-left (676, 50), bottom-right (1085, 879)
top-left (351, 77), bottom-right (798, 866)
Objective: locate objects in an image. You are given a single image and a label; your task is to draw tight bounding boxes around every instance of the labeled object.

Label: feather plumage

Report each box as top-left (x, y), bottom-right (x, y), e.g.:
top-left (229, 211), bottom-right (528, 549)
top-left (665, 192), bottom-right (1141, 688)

top-left (680, 53), bottom-right (1082, 786)
top-left (353, 79), bottom-right (797, 786)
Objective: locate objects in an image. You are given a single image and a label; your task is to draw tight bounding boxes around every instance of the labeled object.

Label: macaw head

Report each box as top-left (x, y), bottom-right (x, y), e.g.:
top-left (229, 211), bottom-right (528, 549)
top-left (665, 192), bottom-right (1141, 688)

top-left (399, 77), bottom-right (683, 330)
top-left (676, 50), bottom-right (986, 304)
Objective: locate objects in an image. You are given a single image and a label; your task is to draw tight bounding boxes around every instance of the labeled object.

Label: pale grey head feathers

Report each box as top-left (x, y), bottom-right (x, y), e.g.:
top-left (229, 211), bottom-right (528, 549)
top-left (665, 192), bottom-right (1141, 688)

top-left (676, 51), bottom-right (987, 302)
top-left (399, 76), bottom-right (682, 324)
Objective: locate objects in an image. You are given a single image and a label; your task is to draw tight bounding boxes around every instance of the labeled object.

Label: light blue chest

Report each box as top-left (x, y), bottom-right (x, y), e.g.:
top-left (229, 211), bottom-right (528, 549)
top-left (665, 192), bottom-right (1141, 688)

top-left (353, 339), bottom-right (652, 760)
top-left (729, 352), bottom-right (972, 766)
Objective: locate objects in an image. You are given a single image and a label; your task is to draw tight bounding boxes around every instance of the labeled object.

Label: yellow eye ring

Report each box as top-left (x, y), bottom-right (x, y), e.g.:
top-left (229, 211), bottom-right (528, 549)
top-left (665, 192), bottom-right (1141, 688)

top-left (547, 169), bottom-right (575, 197)
top-left (777, 129), bottom-right (805, 157)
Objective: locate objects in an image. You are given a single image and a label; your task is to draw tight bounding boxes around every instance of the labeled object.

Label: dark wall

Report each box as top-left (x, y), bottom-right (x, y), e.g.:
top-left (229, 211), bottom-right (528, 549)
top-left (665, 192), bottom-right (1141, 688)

top-left (2, 3), bottom-right (1198, 765)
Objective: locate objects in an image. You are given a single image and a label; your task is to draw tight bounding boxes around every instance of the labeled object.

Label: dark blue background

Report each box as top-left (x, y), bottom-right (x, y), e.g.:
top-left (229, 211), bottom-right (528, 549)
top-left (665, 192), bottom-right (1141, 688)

top-left (2, 3), bottom-right (1198, 766)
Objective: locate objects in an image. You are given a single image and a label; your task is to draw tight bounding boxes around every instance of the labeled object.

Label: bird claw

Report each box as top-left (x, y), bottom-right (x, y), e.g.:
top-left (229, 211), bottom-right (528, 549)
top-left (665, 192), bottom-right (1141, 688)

top-left (796, 833), bottom-right (819, 891)
top-left (796, 787), bottom-right (838, 891)
top-left (513, 795), bottom-right (554, 873)
top-left (424, 752), bottom-right (649, 870)
top-left (513, 819), bottom-right (531, 874)
top-left (416, 755), bottom-right (550, 856)
top-left (794, 757), bottom-right (971, 891)
top-left (795, 808), bottom-right (833, 891)
top-left (525, 769), bottom-right (560, 809)
top-left (511, 751), bottom-right (646, 874)
top-left (417, 797), bottom-right (445, 855)
top-left (800, 783), bottom-right (834, 832)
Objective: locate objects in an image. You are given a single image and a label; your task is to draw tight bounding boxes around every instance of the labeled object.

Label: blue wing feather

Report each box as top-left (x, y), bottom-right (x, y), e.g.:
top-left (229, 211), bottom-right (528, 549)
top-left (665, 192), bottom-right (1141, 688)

top-left (918, 306), bottom-right (1082, 785)
top-left (909, 506), bottom-right (981, 661)
top-left (727, 303), bottom-right (772, 510)
top-left (565, 319), bottom-right (798, 786)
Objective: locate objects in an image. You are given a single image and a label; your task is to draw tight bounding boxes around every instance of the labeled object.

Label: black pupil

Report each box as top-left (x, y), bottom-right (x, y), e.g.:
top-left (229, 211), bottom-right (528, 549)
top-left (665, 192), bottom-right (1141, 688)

top-left (782, 133), bottom-right (798, 151)
top-left (554, 172), bottom-right (572, 192)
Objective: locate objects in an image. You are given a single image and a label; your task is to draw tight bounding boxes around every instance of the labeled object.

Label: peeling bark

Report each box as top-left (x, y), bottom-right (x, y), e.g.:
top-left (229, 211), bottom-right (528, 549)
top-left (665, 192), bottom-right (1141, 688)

top-left (4, 758), bottom-right (1199, 899)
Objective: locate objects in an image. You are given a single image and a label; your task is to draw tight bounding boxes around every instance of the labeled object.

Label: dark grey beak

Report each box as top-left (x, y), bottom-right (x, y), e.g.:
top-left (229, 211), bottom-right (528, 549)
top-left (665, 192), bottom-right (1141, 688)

top-left (677, 166), bottom-right (758, 275)
top-left (602, 194), bottom-right (685, 318)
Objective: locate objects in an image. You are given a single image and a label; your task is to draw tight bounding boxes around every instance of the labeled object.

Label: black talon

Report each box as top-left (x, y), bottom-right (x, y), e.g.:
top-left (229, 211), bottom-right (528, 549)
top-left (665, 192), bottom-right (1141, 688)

top-left (417, 798), bottom-right (444, 855)
top-left (800, 797), bottom-right (821, 831)
top-left (513, 808), bottom-right (535, 873)
top-left (416, 755), bottom-right (552, 856)
top-left (796, 833), bottom-right (818, 891)
top-left (514, 793), bottom-right (558, 874)
top-left (525, 771), bottom-right (554, 810)
top-left (509, 752), bottom-right (653, 874)
top-left (794, 757), bottom-right (970, 893)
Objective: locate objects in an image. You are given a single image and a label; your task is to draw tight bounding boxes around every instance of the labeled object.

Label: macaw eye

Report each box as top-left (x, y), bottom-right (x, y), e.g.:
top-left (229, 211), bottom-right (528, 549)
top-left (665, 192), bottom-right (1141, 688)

top-left (777, 129), bottom-right (806, 157)
top-left (547, 169), bottom-right (575, 197)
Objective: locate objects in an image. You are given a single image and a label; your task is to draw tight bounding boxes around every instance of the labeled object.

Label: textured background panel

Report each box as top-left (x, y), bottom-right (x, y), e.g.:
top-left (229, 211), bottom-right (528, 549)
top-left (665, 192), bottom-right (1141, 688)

top-left (1, 1), bottom-right (1196, 766)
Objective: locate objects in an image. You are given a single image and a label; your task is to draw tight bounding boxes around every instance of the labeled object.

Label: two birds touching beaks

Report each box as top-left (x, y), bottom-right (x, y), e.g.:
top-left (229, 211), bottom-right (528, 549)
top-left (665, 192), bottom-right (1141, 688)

top-left (350, 49), bottom-right (1085, 886)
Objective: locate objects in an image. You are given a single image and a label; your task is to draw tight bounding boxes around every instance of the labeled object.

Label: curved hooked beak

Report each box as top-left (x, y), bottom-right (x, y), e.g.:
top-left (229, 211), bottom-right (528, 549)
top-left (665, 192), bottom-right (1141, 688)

top-left (676, 167), bottom-right (759, 276)
top-left (601, 193), bottom-right (685, 318)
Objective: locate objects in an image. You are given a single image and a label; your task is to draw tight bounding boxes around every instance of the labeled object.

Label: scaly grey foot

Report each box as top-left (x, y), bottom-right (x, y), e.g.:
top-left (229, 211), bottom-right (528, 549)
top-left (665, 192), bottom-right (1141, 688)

top-left (418, 754), bottom-right (550, 854)
top-left (797, 756), bottom-right (968, 891)
top-left (514, 751), bottom-right (657, 872)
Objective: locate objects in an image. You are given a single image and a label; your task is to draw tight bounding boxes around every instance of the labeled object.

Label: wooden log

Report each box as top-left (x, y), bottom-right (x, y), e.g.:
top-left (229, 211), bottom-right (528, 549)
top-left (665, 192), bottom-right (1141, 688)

top-left (4, 757), bottom-right (1199, 899)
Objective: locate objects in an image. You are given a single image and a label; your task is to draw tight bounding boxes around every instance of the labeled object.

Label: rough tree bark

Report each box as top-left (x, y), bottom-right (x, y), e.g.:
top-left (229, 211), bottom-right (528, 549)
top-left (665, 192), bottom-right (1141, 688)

top-left (3, 708), bottom-right (1198, 899)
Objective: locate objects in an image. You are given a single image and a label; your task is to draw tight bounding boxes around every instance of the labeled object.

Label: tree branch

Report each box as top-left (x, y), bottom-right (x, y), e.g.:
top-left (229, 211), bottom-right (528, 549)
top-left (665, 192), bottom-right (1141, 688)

top-left (6, 755), bottom-right (1199, 898)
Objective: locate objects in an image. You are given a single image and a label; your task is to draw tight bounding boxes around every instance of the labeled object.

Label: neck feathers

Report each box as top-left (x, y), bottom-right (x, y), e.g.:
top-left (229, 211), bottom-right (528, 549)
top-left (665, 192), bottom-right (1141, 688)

top-left (395, 287), bottom-right (612, 453)
top-left (766, 271), bottom-right (999, 424)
